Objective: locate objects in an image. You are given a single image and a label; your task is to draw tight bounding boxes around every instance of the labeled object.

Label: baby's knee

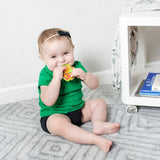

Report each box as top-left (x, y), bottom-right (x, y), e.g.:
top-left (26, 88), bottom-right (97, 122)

top-left (95, 98), bottom-right (106, 107)
top-left (92, 98), bottom-right (107, 112)
top-left (47, 114), bottom-right (70, 133)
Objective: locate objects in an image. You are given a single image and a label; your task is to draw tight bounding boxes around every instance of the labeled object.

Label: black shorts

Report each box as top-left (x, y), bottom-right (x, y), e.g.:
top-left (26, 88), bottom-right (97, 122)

top-left (40, 108), bottom-right (83, 134)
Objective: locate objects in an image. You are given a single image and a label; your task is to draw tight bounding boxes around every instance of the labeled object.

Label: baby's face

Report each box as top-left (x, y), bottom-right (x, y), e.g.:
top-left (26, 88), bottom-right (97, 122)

top-left (40, 38), bottom-right (75, 71)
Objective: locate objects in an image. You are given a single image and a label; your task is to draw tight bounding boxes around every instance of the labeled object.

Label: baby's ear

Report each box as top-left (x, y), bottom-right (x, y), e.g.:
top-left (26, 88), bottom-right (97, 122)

top-left (39, 55), bottom-right (43, 60)
top-left (39, 55), bottom-right (46, 63)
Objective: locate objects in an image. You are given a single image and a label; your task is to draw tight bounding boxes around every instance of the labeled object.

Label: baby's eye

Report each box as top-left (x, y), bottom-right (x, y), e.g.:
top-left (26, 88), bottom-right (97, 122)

top-left (51, 56), bottom-right (56, 59)
top-left (64, 52), bottom-right (68, 55)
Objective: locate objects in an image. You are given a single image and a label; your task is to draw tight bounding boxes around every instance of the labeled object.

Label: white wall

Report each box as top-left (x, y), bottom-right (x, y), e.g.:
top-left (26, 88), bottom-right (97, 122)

top-left (0, 0), bottom-right (129, 88)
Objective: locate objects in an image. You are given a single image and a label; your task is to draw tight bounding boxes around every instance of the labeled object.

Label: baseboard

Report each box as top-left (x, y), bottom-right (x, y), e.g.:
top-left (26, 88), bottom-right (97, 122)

top-left (94, 70), bottom-right (112, 85)
top-left (0, 70), bottom-right (111, 105)
top-left (0, 83), bottom-right (38, 105)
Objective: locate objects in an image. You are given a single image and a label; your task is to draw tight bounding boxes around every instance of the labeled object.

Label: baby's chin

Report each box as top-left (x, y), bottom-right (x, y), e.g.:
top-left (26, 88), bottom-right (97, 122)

top-left (68, 62), bottom-right (74, 66)
top-left (68, 61), bottom-right (75, 66)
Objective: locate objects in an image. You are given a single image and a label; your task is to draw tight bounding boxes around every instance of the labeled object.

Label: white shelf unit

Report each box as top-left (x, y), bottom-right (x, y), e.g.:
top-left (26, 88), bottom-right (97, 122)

top-left (120, 11), bottom-right (160, 108)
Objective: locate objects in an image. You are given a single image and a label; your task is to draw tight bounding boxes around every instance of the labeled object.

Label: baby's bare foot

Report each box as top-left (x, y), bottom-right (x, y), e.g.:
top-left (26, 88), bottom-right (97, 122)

top-left (95, 136), bottom-right (112, 153)
top-left (93, 122), bottom-right (120, 135)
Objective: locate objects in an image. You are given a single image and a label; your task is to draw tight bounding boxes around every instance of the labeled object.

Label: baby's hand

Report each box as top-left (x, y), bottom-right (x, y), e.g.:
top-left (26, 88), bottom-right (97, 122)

top-left (71, 68), bottom-right (86, 81)
top-left (53, 66), bottom-right (66, 80)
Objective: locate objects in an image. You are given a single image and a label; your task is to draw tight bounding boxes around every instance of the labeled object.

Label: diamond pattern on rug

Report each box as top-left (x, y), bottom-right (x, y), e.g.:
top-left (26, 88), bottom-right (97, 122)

top-left (0, 85), bottom-right (160, 160)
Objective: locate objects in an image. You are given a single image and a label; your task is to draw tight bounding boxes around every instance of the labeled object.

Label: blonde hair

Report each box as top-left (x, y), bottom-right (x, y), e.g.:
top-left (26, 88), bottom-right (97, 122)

top-left (38, 28), bottom-right (73, 55)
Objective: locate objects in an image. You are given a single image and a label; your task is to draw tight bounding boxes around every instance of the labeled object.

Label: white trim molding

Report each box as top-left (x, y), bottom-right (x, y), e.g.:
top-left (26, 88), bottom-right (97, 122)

top-left (0, 82), bottom-right (38, 105)
top-left (94, 70), bottom-right (112, 85)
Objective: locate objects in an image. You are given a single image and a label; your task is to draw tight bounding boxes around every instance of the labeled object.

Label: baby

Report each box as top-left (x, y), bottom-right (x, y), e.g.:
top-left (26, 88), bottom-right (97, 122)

top-left (38, 28), bottom-right (120, 153)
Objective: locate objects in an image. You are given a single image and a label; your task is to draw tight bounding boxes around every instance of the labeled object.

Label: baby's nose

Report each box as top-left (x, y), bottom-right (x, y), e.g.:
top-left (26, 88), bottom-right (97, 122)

top-left (59, 56), bottom-right (65, 62)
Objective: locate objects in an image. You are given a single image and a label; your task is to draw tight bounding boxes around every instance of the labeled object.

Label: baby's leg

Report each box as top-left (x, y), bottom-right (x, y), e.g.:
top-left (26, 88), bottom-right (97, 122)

top-left (46, 114), bottom-right (112, 153)
top-left (82, 98), bottom-right (120, 135)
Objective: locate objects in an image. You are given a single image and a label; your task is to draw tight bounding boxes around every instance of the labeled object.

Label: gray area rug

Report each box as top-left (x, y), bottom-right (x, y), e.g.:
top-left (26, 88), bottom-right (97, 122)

top-left (0, 84), bottom-right (160, 160)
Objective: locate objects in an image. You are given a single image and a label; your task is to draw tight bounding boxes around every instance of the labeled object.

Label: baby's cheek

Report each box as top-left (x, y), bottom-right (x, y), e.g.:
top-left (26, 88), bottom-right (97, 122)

top-left (69, 56), bottom-right (74, 65)
top-left (49, 63), bottom-right (56, 71)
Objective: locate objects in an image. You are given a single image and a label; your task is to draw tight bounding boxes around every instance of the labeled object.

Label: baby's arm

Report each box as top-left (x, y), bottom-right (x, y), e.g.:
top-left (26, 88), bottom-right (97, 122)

top-left (72, 68), bottom-right (99, 89)
top-left (40, 66), bottom-right (66, 106)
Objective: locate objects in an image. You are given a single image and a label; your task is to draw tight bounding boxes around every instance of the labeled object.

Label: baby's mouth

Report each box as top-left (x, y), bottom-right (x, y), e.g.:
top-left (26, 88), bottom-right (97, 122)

top-left (58, 63), bottom-right (68, 67)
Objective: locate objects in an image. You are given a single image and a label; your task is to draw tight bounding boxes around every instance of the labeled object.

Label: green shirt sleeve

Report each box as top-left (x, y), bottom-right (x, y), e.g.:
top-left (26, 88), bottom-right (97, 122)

top-left (38, 66), bottom-right (53, 91)
top-left (73, 61), bottom-right (87, 73)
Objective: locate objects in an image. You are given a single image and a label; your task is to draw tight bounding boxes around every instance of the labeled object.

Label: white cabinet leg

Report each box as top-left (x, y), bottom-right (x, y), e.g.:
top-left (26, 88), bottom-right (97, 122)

top-left (126, 105), bottom-right (138, 113)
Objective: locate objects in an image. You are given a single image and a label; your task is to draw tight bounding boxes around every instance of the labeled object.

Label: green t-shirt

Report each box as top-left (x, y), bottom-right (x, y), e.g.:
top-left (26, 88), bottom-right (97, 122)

top-left (38, 61), bottom-right (87, 117)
